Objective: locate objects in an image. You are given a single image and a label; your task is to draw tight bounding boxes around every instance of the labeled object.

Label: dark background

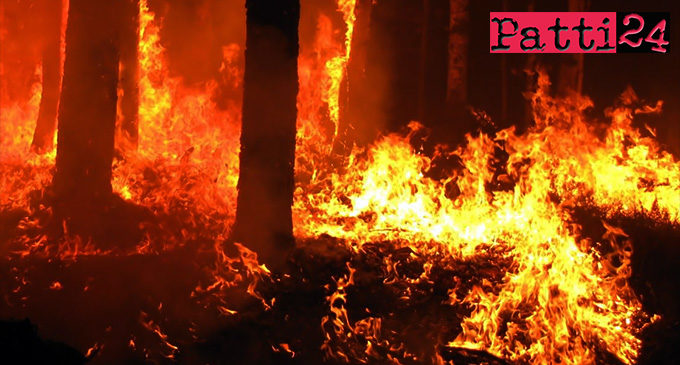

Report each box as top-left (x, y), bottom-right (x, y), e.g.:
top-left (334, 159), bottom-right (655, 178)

top-left (2, 0), bottom-right (678, 155)
top-left (469, 0), bottom-right (680, 155)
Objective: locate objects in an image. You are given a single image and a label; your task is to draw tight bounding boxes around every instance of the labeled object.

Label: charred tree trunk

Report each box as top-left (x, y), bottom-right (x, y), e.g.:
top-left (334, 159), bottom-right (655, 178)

top-left (117, 0), bottom-right (140, 151)
top-left (53, 0), bottom-right (123, 217)
top-left (232, 0), bottom-right (299, 271)
top-left (31, 0), bottom-right (64, 154)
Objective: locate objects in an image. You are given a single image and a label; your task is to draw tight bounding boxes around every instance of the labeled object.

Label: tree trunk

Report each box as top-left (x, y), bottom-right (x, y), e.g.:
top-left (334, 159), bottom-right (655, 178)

top-left (116, 0), bottom-right (140, 151)
top-left (31, 0), bottom-right (64, 154)
top-left (447, 0), bottom-right (468, 106)
top-left (499, 0), bottom-right (509, 123)
top-left (522, 0), bottom-right (537, 129)
top-left (361, 0), bottom-right (423, 135)
top-left (53, 0), bottom-right (123, 216)
top-left (557, 0), bottom-right (585, 95)
top-left (334, 0), bottom-right (373, 154)
top-left (232, 0), bottom-right (299, 271)
top-left (419, 0), bottom-right (449, 126)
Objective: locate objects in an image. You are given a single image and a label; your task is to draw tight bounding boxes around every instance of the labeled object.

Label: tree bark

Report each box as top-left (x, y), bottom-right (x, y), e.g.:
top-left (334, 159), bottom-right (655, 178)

top-left (419, 0), bottom-right (450, 125)
top-left (53, 0), bottom-right (123, 215)
top-left (557, 0), bottom-right (585, 96)
top-left (31, 0), bottom-right (64, 154)
top-left (361, 0), bottom-right (423, 134)
top-left (334, 0), bottom-right (373, 154)
top-left (447, 0), bottom-right (468, 106)
top-left (116, 0), bottom-right (140, 151)
top-left (232, 0), bottom-right (299, 271)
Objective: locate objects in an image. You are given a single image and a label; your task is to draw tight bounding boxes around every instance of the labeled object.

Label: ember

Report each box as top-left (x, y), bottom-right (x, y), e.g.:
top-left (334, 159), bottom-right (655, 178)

top-left (1, 0), bottom-right (679, 364)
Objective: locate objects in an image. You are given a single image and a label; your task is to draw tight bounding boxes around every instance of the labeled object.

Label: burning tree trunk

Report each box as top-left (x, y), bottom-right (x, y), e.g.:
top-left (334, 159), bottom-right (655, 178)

top-left (53, 0), bottom-right (123, 216)
top-left (335, 0), bottom-right (373, 153)
top-left (232, 0), bottom-right (300, 271)
top-left (116, 0), bottom-right (140, 151)
top-left (30, 0), bottom-right (64, 154)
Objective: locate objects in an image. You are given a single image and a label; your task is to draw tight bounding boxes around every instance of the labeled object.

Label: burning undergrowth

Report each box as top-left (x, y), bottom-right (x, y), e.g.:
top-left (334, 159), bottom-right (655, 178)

top-left (291, 83), bottom-right (675, 364)
top-left (2, 0), bottom-right (680, 364)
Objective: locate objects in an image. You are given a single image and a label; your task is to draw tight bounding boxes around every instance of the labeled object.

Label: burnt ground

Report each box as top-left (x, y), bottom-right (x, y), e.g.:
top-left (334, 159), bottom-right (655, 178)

top-left (0, 203), bottom-right (679, 365)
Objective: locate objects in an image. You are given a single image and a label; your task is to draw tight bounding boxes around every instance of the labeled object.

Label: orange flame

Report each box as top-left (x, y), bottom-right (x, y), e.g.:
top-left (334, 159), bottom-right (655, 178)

top-left (111, 0), bottom-right (242, 232)
top-left (300, 72), bottom-right (678, 364)
top-left (2, 1), bottom-right (678, 364)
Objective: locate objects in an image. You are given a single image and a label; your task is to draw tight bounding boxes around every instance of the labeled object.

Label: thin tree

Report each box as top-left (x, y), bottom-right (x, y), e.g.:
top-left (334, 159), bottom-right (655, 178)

top-left (117, 0), bottom-right (140, 151)
top-left (232, 0), bottom-right (300, 270)
top-left (52, 0), bottom-right (124, 218)
top-left (419, 0), bottom-right (450, 125)
top-left (556, 0), bottom-right (585, 96)
top-left (334, 0), bottom-right (372, 154)
top-left (447, 0), bottom-right (468, 106)
top-left (31, 0), bottom-right (64, 153)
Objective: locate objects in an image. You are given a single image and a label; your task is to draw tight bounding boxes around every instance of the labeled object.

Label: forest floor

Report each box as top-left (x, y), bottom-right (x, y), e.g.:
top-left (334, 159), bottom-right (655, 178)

top-left (0, 201), bottom-right (679, 364)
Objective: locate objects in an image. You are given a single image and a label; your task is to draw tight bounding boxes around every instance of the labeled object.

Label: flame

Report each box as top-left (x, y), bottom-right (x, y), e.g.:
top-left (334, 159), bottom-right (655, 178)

top-left (296, 0), bottom-right (357, 172)
top-left (299, 72), bottom-right (679, 363)
top-left (321, 262), bottom-right (356, 362)
top-left (2, 1), bottom-right (679, 364)
top-left (111, 0), bottom-right (242, 233)
top-left (0, 0), bottom-right (67, 209)
top-left (194, 240), bottom-right (273, 313)
top-left (0, 68), bottom-right (43, 163)
top-left (0, 66), bottom-right (55, 210)
top-left (325, 0), bottom-right (356, 138)
top-left (139, 311), bottom-right (179, 359)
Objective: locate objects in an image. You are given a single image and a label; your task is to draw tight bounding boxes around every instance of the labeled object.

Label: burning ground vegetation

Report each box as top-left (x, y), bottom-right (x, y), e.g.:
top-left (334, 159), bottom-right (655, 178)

top-left (1, 1), bottom-right (680, 364)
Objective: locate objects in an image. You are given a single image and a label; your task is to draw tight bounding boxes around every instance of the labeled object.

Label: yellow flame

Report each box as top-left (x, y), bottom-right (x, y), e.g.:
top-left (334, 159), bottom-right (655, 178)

top-left (296, 72), bottom-right (678, 364)
top-left (111, 0), bottom-right (242, 228)
top-left (326, 0), bottom-right (357, 138)
top-left (2, 2), bottom-right (678, 364)
top-left (0, 66), bottom-right (55, 209)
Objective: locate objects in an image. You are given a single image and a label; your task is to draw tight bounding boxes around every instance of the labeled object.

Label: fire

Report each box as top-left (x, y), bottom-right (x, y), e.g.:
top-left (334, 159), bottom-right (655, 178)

top-left (0, 67), bottom-right (55, 210)
top-left (298, 71), bottom-right (679, 363)
top-left (0, 0), bottom-right (67, 210)
top-left (111, 0), bottom-right (242, 233)
top-left (0, 69), bottom-right (42, 163)
top-left (296, 0), bottom-right (357, 174)
top-left (1, 1), bottom-right (679, 364)
top-left (321, 262), bottom-right (356, 362)
top-left (325, 0), bottom-right (356, 137)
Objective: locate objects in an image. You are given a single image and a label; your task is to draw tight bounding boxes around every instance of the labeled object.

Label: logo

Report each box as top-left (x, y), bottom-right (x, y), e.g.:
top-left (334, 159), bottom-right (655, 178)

top-left (490, 12), bottom-right (670, 53)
